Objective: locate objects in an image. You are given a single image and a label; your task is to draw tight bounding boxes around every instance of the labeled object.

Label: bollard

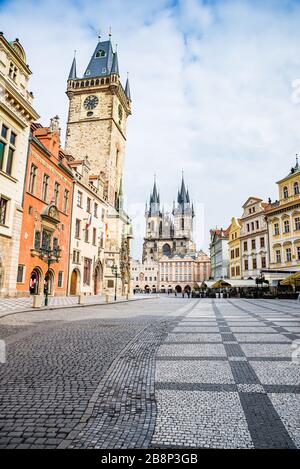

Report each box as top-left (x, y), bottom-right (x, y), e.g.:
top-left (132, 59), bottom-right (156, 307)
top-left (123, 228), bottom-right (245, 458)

top-left (78, 293), bottom-right (85, 305)
top-left (32, 295), bottom-right (43, 308)
top-left (105, 291), bottom-right (110, 303)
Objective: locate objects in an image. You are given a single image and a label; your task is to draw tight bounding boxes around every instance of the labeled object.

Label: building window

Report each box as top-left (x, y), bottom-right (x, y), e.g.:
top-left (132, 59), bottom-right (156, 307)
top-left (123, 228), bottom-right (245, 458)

top-left (94, 203), bottom-right (98, 218)
top-left (236, 266), bottom-right (240, 276)
top-left (0, 141), bottom-right (6, 171)
top-left (251, 239), bottom-right (256, 250)
top-left (275, 249), bottom-right (281, 263)
top-left (231, 267), bottom-right (235, 277)
top-left (73, 249), bottom-right (80, 264)
top-left (247, 224), bottom-right (250, 232)
top-left (243, 241), bottom-right (248, 251)
top-left (41, 230), bottom-right (51, 249)
top-left (231, 250), bottom-right (234, 259)
top-left (295, 217), bottom-right (300, 231)
top-left (107, 279), bottom-right (114, 288)
top-left (6, 147), bottom-right (14, 176)
top-left (77, 191), bottom-right (83, 207)
top-left (235, 248), bottom-right (239, 257)
top-left (283, 186), bottom-right (288, 199)
top-left (87, 197), bottom-right (91, 213)
top-left (283, 220), bottom-right (290, 233)
top-left (262, 257), bottom-right (266, 268)
top-left (256, 220), bottom-right (259, 229)
top-left (75, 219), bottom-right (81, 239)
top-left (63, 189), bottom-right (69, 213)
top-left (1, 124), bottom-right (8, 139)
top-left (53, 237), bottom-right (59, 255)
top-left (294, 182), bottom-right (299, 195)
top-left (28, 164), bottom-right (37, 194)
top-left (244, 259), bottom-right (249, 270)
top-left (54, 182), bottom-right (60, 206)
top-left (9, 62), bottom-right (18, 81)
top-left (286, 247), bottom-right (292, 262)
top-left (84, 228), bottom-right (89, 243)
top-left (252, 258), bottom-right (257, 269)
top-left (260, 237), bottom-right (265, 248)
top-left (34, 230), bottom-right (41, 250)
top-left (83, 258), bottom-right (92, 285)
top-left (17, 265), bottom-right (25, 283)
top-left (42, 174), bottom-right (50, 202)
top-left (92, 227), bottom-right (97, 245)
top-left (297, 246), bottom-right (300, 260)
top-left (0, 197), bottom-right (8, 225)
top-left (57, 271), bottom-right (63, 288)
top-left (274, 223), bottom-right (279, 236)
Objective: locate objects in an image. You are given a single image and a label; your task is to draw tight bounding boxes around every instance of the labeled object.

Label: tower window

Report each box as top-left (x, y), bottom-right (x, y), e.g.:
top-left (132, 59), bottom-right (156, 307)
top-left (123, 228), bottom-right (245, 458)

top-left (96, 50), bottom-right (106, 58)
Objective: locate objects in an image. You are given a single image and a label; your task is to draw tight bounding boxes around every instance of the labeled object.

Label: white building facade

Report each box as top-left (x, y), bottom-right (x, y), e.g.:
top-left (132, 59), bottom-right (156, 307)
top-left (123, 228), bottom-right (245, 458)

top-left (68, 158), bottom-right (108, 296)
top-left (240, 197), bottom-right (269, 279)
top-left (209, 228), bottom-right (230, 280)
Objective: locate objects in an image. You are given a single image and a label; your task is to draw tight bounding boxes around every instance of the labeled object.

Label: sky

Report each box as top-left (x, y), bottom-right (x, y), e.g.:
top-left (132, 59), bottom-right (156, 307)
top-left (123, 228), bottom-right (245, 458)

top-left (1, 0), bottom-right (300, 259)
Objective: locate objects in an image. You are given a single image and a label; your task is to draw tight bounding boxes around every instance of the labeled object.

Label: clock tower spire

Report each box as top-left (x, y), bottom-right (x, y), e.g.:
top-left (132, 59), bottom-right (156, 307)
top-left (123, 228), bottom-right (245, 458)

top-left (65, 35), bottom-right (131, 206)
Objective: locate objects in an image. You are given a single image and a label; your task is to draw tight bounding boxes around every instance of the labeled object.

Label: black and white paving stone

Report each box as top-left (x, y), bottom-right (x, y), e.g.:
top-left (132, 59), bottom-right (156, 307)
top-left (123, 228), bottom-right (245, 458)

top-left (0, 297), bottom-right (299, 449)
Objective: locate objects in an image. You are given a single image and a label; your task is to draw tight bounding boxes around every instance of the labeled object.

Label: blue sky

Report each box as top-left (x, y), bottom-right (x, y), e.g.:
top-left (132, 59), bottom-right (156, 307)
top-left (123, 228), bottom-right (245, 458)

top-left (1, 0), bottom-right (300, 258)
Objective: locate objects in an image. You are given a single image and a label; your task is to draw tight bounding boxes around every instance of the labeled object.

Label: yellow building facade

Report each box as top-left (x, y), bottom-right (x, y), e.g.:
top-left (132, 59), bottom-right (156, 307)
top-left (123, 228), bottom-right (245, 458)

top-left (266, 159), bottom-right (300, 274)
top-left (228, 217), bottom-right (242, 279)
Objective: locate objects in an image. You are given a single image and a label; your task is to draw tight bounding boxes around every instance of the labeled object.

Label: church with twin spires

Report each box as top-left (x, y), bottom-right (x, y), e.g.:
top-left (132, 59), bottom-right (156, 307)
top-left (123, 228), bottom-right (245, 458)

top-left (143, 175), bottom-right (196, 262)
top-left (132, 175), bottom-right (211, 294)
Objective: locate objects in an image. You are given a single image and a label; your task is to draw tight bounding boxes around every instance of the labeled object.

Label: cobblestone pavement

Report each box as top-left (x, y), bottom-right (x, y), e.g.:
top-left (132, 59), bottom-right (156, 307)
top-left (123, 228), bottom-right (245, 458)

top-left (0, 294), bottom-right (147, 317)
top-left (0, 298), bottom-right (299, 449)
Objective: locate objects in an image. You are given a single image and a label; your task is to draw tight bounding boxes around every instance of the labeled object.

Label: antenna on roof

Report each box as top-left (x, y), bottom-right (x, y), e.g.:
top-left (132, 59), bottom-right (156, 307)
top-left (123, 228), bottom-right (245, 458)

top-left (74, 50), bottom-right (76, 58)
top-left (296, 153), bottom-right (299, 166)
top-left (109, 26), bottom-right (112, 39)
top-left (98, 28), bottom-right (101, 42)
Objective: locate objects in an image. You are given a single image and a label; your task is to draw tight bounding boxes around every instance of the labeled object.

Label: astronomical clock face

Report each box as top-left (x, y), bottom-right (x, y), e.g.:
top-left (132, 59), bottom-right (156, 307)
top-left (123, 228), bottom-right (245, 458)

top-left (83, 95), bottom-right (99, 110)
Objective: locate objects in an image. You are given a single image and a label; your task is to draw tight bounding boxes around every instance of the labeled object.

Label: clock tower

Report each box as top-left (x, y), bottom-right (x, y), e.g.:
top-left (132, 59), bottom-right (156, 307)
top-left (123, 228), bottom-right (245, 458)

top-left (65, 36), bottom-right (132, 207)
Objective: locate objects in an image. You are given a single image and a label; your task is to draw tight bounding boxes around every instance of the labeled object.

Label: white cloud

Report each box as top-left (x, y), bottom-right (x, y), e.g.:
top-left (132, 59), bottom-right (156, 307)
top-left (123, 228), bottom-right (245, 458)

top-left (1, 0), bottom-right (300, 258)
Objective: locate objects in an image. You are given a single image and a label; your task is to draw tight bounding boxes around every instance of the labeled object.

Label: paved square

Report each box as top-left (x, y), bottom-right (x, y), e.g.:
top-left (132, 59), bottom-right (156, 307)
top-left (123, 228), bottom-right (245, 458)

top-left (0, 297), bottom-right (299, 449)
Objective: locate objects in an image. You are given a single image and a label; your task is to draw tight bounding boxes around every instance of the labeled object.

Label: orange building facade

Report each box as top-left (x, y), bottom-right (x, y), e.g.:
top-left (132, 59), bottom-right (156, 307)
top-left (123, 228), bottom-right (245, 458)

top-left (16, 119), bottom-right (73, 297)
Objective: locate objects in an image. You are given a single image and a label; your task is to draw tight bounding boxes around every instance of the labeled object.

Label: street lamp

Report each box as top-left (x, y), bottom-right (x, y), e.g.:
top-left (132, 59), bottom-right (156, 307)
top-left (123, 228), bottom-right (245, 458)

top-left (111, 264), bottom-right (119, 301)
top-left (39, 245), bottom-right (61, 306)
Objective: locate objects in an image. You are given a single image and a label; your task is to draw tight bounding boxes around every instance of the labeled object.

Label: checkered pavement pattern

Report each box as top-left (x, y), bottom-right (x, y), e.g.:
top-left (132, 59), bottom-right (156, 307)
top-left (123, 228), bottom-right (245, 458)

top-left (151, 298), bottom-right (300, 449)
top-left (0, 295), bottom-right (104, 315)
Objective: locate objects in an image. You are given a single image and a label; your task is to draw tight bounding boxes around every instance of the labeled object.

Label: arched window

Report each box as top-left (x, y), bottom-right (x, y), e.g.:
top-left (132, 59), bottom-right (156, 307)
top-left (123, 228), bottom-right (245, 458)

top-left (85, 81), bottom-right (89, 87)
top-left (294, 181), bottom-right (299, 195)
top-left (91, 80), bottom-right (94, 86)
top-left (181, 218), bottom-right (184, 230)
top-left (159, 221), bottom-right (162, 236)
top-left (162, 243), bottom-right (171, 256)
top-left (283, 186), bottom-right (289, 199)
top-left (95, 79), bottom-right (99, 85)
